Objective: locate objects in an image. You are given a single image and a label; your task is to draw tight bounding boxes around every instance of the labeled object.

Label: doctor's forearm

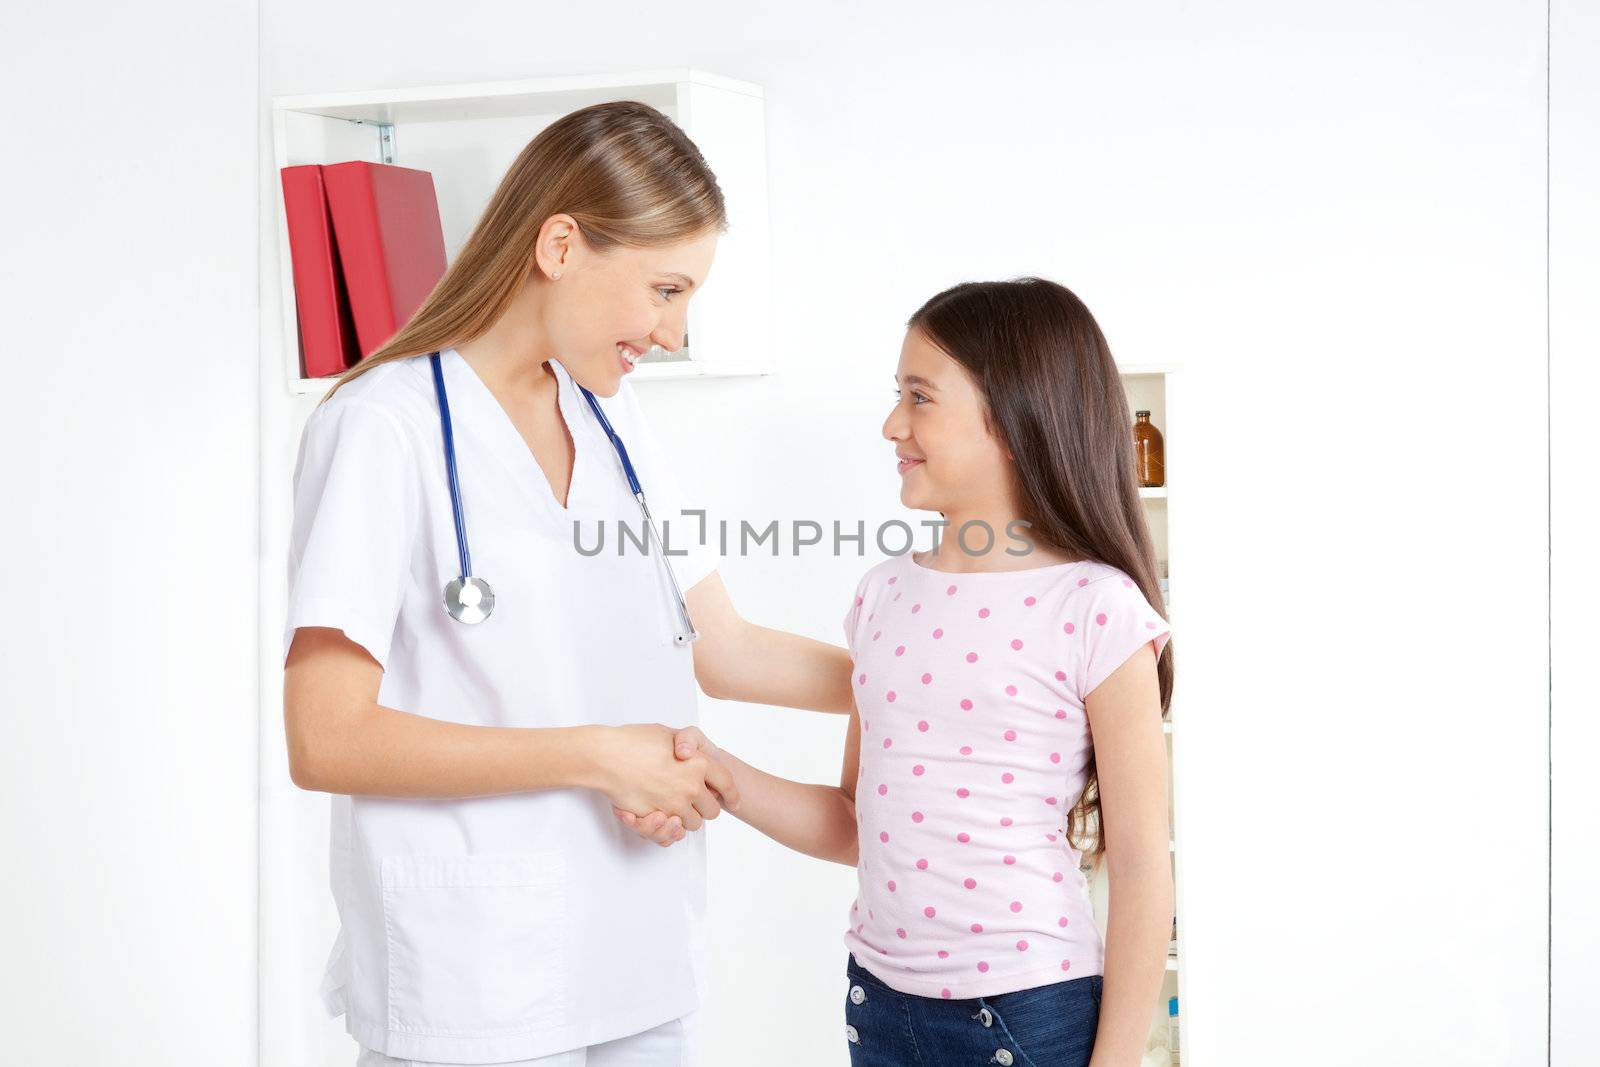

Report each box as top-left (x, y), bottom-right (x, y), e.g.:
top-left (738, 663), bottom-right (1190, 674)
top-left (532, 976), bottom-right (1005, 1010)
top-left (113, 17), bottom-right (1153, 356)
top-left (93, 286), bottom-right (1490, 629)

top-left (715, 751), bottom-right (858, 866)
top-left (291, 705), bottom-right (613, 799)
top-left (705, 624), bottom-right (854, 714)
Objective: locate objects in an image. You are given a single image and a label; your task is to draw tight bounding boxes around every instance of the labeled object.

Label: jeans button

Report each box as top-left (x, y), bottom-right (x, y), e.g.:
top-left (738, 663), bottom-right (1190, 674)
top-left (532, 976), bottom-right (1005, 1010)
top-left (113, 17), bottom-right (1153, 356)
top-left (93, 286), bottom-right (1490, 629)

top-left (845, 1024), bottom-right (860, 1044)
top-left (979, 1007), bottom-right (993, 1027)
top-left (850, 985), bottom-right (867, 1005)
top-left (995, 1051), bottom-right (1014, 1066)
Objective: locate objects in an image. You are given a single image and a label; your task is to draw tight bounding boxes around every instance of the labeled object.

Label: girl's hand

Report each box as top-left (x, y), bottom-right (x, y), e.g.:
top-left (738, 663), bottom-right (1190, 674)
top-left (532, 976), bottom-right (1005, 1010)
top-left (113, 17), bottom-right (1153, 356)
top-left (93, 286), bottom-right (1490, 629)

top-left (612, 807), bottom-right (687, 847)
top-left (612, 726), bottom-right (733, 846)
top-left (600, 724), bottom-right (739, 839)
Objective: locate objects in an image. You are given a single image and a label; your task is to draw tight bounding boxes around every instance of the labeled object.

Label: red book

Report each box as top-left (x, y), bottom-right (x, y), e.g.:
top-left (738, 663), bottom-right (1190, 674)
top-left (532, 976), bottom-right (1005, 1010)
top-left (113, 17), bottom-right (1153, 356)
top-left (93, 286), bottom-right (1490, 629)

top-left (280, 165), bottom-right (361, 378)
top-left (320, 161), bottom-right (449, 359)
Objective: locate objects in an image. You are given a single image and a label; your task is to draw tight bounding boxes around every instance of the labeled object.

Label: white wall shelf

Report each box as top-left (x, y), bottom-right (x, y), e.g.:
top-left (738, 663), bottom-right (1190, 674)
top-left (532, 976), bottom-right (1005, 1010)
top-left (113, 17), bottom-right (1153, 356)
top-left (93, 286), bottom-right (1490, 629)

top-left (1085, 364), bottom-right (1184, 1058)
top-left (269, 68), bottom-right (772, 395)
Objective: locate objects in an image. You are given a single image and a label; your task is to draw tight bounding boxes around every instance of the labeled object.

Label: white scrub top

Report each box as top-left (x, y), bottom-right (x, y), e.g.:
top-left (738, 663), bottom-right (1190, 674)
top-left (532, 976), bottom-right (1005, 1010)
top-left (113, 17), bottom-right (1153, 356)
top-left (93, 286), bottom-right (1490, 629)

top-left (283, 348), bottom-right (718, 1063)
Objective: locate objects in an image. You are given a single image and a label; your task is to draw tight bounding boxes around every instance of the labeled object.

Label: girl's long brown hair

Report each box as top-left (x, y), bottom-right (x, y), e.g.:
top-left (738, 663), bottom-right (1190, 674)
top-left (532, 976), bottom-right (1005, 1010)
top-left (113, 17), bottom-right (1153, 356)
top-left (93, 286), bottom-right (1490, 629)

top-left (320, 100), bottom-right (728, 403)
top-left (906, 277), bottom-right (1175, 867)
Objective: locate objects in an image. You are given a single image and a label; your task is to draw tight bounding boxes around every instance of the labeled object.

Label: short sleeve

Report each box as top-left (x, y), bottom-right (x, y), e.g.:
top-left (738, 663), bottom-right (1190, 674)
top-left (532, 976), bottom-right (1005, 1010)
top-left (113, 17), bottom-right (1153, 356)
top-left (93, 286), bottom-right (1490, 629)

top-left (283, 399), bottom-right (420, 670)
top-left (842, 572), bottom-right (871, 652)
top-left (611, 383), bottom-right (718, 594)
top-left (1074, 574), bottom-right (1171, 701)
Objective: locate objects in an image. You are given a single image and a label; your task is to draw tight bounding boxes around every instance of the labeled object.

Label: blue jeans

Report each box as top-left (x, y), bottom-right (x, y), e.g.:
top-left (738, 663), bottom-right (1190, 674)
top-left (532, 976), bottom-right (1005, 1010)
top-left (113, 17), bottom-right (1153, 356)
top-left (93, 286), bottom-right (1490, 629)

top-left (843, 954), bottom-right (1102, 1067)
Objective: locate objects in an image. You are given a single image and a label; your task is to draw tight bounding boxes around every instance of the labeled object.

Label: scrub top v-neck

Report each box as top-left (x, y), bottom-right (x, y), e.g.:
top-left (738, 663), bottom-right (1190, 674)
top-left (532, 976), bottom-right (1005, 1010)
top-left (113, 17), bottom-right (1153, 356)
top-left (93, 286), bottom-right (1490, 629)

top-left (283, 347), bottom-right (718, 1064)
top-left (445, 347), bottom-right (589, 517)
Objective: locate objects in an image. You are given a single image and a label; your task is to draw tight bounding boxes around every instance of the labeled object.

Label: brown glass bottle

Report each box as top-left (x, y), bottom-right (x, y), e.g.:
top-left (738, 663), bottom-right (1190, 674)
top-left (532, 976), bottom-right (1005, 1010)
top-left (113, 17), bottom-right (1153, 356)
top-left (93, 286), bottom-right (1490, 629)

top-left (1134, 410), bottom-right (1165, 487)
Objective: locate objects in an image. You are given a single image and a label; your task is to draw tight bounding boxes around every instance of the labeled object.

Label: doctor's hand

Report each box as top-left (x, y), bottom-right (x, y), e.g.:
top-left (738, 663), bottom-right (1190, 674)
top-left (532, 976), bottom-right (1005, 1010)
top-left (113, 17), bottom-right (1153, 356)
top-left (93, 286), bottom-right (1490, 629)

top-left (601, 724), bottom-right (740, 844)
top-left (612, 726), bottom-right (737, 847)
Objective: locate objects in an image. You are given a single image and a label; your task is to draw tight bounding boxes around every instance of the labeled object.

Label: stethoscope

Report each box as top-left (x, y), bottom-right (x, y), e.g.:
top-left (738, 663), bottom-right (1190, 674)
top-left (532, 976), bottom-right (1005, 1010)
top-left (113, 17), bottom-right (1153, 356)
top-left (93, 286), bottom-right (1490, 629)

top-left (428, 351), bottom-right (699, 645)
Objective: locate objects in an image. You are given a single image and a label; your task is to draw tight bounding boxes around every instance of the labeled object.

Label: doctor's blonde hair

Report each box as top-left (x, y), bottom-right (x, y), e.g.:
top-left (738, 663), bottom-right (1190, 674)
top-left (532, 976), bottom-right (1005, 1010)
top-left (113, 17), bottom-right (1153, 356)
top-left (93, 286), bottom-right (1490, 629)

top-left (321, 100), bottom-right (728, 401)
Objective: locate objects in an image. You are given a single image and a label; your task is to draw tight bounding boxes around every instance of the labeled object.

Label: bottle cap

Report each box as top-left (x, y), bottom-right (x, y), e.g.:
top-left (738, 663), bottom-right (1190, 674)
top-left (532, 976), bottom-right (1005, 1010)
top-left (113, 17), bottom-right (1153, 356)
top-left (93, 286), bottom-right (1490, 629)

top-left (1136, 409), bottom-right (1151, 417)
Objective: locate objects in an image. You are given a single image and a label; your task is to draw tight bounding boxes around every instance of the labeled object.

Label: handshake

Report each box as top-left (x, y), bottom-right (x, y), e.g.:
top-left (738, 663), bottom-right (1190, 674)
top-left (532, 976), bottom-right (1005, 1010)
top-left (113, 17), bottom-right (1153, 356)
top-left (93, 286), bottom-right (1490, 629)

top-left (605, 724), bottom-right (736, 847)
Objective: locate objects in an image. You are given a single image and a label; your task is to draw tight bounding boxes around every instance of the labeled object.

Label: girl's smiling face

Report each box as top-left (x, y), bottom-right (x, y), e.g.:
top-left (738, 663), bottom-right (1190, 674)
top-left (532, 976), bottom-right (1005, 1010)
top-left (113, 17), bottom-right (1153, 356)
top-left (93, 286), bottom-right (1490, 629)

top-left (883, 328), bottom-right (1017, 519)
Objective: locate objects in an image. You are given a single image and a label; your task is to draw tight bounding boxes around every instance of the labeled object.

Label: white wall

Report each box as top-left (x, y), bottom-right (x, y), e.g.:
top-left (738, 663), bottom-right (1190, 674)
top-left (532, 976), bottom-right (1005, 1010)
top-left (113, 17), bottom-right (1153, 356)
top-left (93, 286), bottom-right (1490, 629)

top-left (1550, 1), bottom-right (1600, 1064)
top-left (0, 1), bottom-right (261, 1064)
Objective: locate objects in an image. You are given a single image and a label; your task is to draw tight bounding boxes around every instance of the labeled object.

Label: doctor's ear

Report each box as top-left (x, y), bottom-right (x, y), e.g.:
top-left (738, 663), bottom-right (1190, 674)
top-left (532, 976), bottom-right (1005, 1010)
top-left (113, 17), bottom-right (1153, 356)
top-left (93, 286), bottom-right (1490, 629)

top-left (535, 213), bottom-right (586, 282)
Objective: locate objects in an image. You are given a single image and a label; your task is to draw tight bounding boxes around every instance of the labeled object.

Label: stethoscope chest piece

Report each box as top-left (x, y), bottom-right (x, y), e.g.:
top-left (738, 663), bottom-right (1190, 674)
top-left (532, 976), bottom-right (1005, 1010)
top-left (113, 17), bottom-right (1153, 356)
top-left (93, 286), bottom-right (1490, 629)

top-left (444, 575), bottom-right (495, 625)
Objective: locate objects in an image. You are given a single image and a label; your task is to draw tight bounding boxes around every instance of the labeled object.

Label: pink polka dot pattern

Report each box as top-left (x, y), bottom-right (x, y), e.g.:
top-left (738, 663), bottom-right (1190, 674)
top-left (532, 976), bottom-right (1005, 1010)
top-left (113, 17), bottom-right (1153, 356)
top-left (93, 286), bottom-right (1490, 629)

top-left (840, 555), bottom-right (1167, 996)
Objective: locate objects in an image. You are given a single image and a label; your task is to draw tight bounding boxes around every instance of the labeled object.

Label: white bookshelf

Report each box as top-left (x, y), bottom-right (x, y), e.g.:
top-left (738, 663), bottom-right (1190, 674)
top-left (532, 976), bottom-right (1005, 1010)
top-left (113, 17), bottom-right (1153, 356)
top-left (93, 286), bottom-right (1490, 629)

top-left (1084, 363), bottom-right (1185, 1063)
top-left (269, 68), bottom-right (772, 395)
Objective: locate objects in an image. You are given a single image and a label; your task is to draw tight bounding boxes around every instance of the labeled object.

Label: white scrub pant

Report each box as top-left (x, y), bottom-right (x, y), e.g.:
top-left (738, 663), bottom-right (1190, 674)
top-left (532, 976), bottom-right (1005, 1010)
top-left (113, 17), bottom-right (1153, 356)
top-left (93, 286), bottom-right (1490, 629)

top-left (354, 1011), bottom-right (697, 1067)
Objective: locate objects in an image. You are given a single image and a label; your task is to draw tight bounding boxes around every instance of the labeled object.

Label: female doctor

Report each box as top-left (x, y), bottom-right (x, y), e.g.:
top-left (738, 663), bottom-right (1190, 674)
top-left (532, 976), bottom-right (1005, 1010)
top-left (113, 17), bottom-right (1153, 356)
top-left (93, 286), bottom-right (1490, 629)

top-left (282, 101), bottom-right (853, 1067)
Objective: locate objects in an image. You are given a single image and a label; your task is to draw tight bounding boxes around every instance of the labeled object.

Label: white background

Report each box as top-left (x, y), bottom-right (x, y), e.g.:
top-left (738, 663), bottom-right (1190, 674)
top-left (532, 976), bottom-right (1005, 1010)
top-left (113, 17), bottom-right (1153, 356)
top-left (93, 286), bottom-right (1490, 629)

top-left (2, 2), bottom-right (1594, 1065)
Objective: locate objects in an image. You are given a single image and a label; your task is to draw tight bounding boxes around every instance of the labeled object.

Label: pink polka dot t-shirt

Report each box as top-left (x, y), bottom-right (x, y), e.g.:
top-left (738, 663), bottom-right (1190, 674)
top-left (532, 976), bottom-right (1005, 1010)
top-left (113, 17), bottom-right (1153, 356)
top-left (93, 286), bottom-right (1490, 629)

top-left (842, 551), bottom-right (1171, 1000)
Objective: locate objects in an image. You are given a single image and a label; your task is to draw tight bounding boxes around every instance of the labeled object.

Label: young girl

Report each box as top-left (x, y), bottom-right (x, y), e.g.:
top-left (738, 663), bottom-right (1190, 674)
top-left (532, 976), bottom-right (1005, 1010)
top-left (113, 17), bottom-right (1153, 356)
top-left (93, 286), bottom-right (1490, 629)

top-left (624, 277), bottom-right (1174, 1067)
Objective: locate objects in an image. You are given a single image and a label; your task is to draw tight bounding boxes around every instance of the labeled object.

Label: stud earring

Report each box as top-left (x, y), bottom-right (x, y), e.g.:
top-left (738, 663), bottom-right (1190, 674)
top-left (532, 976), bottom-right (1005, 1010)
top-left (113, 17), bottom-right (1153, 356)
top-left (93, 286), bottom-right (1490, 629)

top-left (552, 271), bottom-right (562, 279)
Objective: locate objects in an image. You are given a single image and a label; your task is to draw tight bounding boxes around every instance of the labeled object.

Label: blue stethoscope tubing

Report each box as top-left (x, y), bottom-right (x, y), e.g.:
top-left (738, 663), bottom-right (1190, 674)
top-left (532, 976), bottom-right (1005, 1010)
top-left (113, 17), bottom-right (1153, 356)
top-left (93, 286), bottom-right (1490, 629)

top-left (428, 351), bottom-right (698, 644)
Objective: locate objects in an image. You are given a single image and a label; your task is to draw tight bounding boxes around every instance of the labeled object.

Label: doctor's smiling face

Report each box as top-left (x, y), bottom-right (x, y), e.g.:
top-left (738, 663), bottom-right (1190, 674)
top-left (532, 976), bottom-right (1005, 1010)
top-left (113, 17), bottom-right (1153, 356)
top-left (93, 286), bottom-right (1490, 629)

top-left (534, 213), bottom-right (718, 397)
top-left (884, 328), bottom-right (1018, 521)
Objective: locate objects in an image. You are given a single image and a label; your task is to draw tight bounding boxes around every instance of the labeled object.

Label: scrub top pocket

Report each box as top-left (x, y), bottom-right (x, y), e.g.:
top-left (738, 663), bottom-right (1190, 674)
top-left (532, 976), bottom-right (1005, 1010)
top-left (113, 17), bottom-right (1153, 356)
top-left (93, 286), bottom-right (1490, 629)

top-left (381, 852), bottom-right (568, 1039)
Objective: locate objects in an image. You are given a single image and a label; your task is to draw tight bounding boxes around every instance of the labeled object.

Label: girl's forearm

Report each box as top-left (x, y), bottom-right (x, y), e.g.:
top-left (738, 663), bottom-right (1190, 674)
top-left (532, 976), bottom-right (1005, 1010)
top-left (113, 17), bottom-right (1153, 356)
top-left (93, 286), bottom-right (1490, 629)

top-left (718, 750), bottom-right (859, 865)
top-left (1090, 855), bottom-right (1174, 1067)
